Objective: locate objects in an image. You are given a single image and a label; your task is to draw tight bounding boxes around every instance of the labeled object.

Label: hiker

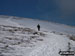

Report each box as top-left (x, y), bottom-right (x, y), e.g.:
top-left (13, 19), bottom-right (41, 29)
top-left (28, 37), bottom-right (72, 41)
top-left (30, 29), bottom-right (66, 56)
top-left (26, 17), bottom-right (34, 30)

top-left (37, 24), bottom-right (40, 31)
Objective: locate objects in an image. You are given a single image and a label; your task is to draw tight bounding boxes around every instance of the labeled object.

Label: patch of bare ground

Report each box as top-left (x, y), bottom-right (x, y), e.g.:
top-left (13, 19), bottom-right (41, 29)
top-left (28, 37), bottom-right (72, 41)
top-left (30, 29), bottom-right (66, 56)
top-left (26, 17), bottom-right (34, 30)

top-left (67, 35), bottom-right (75, 41)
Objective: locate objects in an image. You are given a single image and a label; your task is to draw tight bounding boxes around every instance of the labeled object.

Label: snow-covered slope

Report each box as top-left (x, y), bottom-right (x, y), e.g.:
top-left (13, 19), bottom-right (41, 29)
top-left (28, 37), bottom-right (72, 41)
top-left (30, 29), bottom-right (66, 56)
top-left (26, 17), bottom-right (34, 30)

top-left (10, 16), bottom-right (75, 35)
top-left (0, 15), bottom-right (75, 35)
top-left (0, 15), bottom-right (75, 56)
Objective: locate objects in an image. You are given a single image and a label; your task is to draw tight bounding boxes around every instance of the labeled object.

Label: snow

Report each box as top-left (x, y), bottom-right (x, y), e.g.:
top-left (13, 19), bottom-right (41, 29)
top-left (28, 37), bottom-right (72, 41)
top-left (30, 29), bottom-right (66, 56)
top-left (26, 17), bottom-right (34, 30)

top-left (11, 16), bottom-right (75, 35)
top-left (0, 15), bottom-right (75, 56)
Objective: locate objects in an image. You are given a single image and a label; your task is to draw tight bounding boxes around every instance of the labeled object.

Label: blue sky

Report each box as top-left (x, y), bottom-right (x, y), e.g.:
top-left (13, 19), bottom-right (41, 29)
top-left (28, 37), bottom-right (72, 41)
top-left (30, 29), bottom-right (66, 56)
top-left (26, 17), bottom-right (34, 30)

top-left (0, 0), bottom-right (75, 26)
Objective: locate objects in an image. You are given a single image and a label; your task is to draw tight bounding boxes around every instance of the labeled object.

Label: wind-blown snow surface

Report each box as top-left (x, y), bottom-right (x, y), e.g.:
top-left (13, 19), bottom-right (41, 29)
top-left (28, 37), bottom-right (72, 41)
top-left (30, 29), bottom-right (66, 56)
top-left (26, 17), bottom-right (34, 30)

top-left (0, 15), bottom-right (75, 56)
top-left (11, 16), bottom-right (75, 35)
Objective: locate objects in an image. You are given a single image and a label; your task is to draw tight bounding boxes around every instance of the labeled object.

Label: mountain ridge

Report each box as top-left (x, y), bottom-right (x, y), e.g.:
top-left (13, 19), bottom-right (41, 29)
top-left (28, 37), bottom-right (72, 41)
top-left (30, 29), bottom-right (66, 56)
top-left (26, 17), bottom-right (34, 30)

top-left (0, 15), bottom-right (75, 56)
